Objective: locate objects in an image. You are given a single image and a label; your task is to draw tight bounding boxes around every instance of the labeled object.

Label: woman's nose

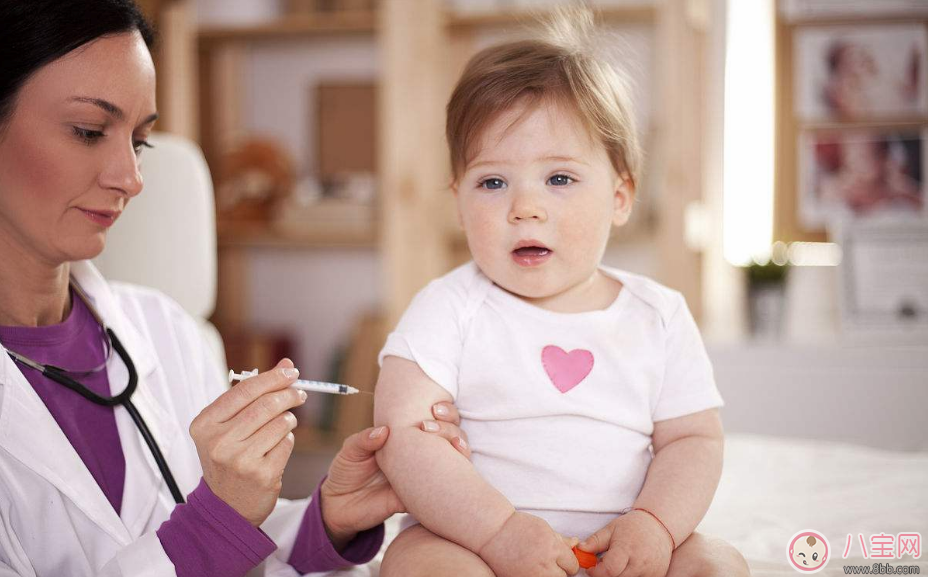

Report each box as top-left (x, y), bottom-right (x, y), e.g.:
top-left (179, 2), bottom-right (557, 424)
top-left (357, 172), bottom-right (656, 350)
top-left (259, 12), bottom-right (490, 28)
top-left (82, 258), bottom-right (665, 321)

top-left (99, 140), bottom-right (144, 198)
top-left (508, 187), bottom-right (547, 223)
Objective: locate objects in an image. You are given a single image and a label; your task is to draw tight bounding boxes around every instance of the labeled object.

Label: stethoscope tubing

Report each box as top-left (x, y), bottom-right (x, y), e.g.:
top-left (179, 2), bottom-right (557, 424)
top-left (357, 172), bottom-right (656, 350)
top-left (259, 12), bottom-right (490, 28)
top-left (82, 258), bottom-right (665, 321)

top-left (6, 315), bottom-right (186, 505)
top-left (45, 328), bottom-right (185, 504)
top-left (122, 397), bottom-right (186, 504)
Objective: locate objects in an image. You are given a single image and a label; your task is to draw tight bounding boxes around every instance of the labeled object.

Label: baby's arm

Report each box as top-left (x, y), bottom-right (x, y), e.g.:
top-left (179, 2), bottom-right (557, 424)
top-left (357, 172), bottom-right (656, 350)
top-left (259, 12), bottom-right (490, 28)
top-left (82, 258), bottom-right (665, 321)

top-left (579, 408), bottom-right (723, 577)
top-left (635, 407), bottom-right (724, 544)
top-left (374, 356), bottom-right (513, 549)
top-left (374, 356), bottom-right (579, 577)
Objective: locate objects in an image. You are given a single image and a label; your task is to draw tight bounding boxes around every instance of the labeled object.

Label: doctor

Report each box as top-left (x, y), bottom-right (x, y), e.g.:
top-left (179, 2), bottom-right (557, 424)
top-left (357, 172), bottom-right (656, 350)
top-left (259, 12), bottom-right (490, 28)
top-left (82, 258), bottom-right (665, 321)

top-left (0, 1), bottom-right (471, 575)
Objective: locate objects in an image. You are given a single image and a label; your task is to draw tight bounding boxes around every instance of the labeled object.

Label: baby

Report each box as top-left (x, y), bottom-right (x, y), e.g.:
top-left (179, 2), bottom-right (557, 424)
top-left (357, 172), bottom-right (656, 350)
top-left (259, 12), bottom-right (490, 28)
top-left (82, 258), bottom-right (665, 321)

top-left (374, 10), bottom-right (748, 577)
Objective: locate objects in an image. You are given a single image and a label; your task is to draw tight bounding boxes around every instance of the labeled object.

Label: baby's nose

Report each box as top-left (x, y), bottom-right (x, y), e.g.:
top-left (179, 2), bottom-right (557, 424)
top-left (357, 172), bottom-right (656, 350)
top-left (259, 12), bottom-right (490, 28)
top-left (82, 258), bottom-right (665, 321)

top-left (508, 190), bottom-right (547, 222)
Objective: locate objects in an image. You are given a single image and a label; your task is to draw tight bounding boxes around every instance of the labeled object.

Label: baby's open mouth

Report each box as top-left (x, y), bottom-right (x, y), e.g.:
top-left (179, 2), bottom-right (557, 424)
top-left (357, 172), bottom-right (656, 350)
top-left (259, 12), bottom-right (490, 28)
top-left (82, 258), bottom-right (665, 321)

top-left (512, 246), bottom-right (551, 257)
top-left (511, 241), bottom-right (553, 266)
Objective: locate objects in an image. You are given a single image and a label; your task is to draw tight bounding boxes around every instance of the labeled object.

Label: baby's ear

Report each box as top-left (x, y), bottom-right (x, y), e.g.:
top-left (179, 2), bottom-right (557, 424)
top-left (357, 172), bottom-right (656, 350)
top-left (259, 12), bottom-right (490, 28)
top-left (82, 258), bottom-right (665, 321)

top-left (612, 172), bottom-right (635, 227)
top-left (451, 182), bottom-right (465, 229)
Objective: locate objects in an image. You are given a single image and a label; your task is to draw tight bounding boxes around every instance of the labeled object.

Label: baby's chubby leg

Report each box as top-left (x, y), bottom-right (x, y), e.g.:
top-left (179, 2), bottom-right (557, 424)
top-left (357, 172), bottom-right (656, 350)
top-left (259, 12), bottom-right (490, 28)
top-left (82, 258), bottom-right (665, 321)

top-left (381, 524), bottom-right (495, 577)
top-left (665, 533), bottom-right (750, 577)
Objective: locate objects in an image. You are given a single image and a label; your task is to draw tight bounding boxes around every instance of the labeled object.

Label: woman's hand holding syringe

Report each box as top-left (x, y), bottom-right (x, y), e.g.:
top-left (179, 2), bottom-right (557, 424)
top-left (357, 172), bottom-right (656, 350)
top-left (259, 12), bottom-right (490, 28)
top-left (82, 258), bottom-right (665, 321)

top-left (229, 369), bottom-right (367, 395)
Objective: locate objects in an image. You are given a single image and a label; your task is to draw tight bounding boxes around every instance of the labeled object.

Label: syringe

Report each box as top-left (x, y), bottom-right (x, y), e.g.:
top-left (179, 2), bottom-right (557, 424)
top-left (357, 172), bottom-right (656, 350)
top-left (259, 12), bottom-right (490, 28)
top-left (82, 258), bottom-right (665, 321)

top-left (228, 369), bottom-right (360, 395)
top-left (292, 379), bottom-right (360, 395)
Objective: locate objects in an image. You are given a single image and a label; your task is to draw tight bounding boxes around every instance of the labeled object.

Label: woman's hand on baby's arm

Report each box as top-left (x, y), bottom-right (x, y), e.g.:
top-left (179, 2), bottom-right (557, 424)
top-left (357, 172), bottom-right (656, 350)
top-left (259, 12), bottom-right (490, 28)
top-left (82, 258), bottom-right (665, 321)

top-left (578, 511), bottom-right (674, 577)
top-left (478, 511), bottom-right (580, 577)
top-left (418, 401), bottom-right (471, 459)
top-left (321, 401), bottom-right (471, 549)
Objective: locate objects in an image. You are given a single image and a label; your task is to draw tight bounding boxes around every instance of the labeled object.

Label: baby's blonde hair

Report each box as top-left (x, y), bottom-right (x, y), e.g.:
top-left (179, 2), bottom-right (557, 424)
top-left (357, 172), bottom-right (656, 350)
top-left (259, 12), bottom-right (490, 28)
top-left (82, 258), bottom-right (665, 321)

top-left (446, 6), bottom-right (641, 187)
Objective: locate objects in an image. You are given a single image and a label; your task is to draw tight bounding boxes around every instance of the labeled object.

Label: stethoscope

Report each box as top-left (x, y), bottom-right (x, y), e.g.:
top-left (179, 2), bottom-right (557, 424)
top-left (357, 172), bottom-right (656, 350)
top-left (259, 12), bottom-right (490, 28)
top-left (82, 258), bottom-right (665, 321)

top-left (4, 281), bottom-right (185, 505)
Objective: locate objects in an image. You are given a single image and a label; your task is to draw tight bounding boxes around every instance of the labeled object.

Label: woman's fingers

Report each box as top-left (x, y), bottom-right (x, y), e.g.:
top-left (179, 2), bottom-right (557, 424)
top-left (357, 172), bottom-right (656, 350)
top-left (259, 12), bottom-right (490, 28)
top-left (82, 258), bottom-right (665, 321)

top-left (431, 401), bottom-right (461, 425)
top-left (202, 359), bottom-right (299, 424)
top-left (262, 430), bottom-right (297, 485)
top-left (248, 410), bottom-right (300, 457)
top-left (450, 436), bottom-right (470, 458)
top-left (428, 403), bottom-right (470, 457)
top-left (420, 420), bottom-right (471, 459)
top-left (189, 358), bottom-right (305, 527)
top-left (341, 425), bottom-right (391, 460)
top-left (229, 386), bottom-right (306, 441)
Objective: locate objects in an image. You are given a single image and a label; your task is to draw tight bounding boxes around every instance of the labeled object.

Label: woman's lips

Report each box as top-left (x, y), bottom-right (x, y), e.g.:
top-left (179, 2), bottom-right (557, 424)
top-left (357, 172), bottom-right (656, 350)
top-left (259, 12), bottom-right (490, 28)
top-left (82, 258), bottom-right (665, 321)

top-left (511, 245), bottom-right (552, 267)
top-left (78, 208), bottom-right (119, 228)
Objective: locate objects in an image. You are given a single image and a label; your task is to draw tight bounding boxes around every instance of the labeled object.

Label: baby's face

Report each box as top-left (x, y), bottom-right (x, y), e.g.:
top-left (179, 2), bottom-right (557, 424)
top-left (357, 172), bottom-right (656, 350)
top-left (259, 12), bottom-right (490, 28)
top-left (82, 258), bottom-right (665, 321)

top-left (791, 535), bottom-right (827, 570)
top-left (454, 99), bottom-right (633, 312)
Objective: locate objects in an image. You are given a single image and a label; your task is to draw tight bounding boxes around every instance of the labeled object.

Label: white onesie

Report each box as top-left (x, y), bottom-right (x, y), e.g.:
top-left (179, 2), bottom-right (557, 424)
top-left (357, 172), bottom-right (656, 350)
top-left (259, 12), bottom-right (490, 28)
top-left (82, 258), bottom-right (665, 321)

top-left (378, 262), bottom-right (723, 539)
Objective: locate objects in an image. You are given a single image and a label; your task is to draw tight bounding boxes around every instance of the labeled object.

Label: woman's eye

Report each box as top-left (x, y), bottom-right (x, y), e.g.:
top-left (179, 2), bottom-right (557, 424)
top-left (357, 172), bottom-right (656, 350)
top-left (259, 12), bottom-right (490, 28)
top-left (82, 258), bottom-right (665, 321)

top-left (133, 140), bottom-right (154, 156)
top-left (547, 174), bottom-right (574, 186)
top-left (73, 127), bottom-right (104, 144)
top-left (479, 178), bottom-right (506, 190)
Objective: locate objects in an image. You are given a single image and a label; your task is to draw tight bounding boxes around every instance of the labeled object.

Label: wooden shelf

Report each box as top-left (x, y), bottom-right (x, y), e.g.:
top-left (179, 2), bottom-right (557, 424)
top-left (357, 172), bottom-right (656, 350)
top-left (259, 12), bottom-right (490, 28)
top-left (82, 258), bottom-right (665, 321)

top-left (217, 221), bottom-right (377, 249)
top-left (197, 6), bottom-right (655, 45)
top-left (446, 5), bottom-right (656, 33)
top-left (198, 11), bottom-right (377, 45)
top-left (793, 118), bottom-right (927, 131)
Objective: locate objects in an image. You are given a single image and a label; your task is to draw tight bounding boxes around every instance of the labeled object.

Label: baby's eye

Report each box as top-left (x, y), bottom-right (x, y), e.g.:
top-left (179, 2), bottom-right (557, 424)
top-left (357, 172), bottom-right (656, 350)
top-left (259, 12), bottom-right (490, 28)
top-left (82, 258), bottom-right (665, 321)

top-left (547, 174), bottom-right (574, 186)
top-left (812, 553), bottom-right (818, 561)
top-left (797, 553), bottom-right (806, 557)
top-left (479, 178), bottom-right (506, 190)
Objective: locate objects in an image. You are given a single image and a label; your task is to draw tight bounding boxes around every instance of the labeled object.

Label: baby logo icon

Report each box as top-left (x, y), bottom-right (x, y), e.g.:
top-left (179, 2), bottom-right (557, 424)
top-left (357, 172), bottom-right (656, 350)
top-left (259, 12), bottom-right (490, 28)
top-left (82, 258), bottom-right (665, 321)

top-left (788, 530), bottom-right (830, 572)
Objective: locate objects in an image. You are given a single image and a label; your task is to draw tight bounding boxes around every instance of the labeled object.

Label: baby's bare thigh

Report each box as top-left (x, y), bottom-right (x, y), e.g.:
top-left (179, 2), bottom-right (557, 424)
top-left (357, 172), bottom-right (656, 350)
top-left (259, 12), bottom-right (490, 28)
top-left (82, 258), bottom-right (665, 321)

top-left (380, 524), bottom-right (495, 577)
top-left (666, 532), bottom-right (751, 577)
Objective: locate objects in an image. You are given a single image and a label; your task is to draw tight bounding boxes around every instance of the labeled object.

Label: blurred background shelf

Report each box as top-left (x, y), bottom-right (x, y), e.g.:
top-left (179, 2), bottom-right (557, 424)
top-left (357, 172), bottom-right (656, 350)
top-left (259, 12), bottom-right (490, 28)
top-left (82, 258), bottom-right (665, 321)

top-left (198, 11), bottom-right (376, 44)
top-left (446, 4), bottom-right (655, 32)
top-left (217, 221), bottom-right (377, 249)
top-left (196, 4), bottom-right (656, 43)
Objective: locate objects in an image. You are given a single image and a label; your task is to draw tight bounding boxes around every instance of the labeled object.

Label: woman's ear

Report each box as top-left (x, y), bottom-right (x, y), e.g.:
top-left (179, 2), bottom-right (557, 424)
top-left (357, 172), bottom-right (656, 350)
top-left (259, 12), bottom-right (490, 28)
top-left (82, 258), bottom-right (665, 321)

top-left (613, 172), bottom-right (636, 227)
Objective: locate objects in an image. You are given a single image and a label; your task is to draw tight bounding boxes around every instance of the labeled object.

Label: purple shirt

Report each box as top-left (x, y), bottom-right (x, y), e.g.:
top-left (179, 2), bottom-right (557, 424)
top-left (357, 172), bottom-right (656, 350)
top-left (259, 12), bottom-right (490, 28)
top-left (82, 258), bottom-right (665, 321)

top-left (288, 477), bottom-right (386, 572)
top-left (0, 290), bottom-right (384, 575)
top-left (0, 288), bottom-right (125, 513)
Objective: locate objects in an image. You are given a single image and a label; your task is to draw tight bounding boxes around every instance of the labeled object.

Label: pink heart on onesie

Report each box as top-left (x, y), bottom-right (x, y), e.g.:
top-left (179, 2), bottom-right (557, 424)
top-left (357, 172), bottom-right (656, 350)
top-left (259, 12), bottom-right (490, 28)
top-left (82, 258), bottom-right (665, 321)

top-left (541, 345), bottom-right (594, 393)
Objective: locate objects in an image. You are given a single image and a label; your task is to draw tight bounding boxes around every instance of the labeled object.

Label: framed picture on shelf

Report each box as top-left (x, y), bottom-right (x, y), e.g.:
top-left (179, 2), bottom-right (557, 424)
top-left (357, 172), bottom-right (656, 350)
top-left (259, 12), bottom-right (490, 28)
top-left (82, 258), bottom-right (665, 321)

top-left (835, 218), bottom-right (928, 342)
top-left (316, 82), bottom-right (377, 183)
top-left (798, 127), bottom-right (926, 228)
top-left (793, 24), bottom-right (928, 122)
top-left (781, 0), bottom-right (928, 22)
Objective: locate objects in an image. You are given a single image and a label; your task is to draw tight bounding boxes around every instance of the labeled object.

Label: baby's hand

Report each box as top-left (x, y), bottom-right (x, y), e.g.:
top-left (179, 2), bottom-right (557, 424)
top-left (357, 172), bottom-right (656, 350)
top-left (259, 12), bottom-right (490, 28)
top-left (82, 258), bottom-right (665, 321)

top-left (479, 511), bottom-right (580, 577)
top-left (577, 511), bottom-right (673, 577)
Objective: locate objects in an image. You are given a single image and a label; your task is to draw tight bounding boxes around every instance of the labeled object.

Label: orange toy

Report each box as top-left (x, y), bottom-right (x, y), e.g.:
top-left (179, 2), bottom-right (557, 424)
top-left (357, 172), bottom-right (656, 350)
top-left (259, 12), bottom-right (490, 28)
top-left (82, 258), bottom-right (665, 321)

top-left (573, 546), bottom-right (598, 569)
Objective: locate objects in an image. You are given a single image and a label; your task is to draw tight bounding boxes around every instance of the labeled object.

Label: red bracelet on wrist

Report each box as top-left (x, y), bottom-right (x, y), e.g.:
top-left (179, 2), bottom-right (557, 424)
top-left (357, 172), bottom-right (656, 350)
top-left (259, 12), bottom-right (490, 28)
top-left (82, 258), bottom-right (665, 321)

top-left (632, 507), bottom-right (676, 551)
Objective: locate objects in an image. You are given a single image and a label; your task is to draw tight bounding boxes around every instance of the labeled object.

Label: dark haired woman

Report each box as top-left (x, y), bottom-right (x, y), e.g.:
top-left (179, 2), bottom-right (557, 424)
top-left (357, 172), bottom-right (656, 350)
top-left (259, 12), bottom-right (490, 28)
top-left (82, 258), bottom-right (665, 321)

top-left (0, 1), bottom-right (469, 574)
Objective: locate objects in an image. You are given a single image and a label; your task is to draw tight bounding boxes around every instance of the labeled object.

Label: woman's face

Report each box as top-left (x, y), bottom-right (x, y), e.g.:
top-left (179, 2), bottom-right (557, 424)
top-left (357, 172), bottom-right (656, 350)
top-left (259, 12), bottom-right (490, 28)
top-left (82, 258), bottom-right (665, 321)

top-left (0, 31), bottom-right (157, 267)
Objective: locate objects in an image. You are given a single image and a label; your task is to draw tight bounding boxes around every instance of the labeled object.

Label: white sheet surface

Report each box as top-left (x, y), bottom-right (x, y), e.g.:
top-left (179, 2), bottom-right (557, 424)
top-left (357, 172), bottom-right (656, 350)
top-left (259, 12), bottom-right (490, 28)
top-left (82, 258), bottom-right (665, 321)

top-left (699, 434), bottom-right (927, 575)
top-left (315, 433), bottom-right (928, 576)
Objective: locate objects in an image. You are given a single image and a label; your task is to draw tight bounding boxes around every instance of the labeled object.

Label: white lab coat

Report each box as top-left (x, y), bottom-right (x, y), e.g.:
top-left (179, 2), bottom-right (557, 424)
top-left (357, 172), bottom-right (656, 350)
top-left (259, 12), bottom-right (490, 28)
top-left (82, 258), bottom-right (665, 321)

top-left (0, 262), bottom-right (323, 576)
